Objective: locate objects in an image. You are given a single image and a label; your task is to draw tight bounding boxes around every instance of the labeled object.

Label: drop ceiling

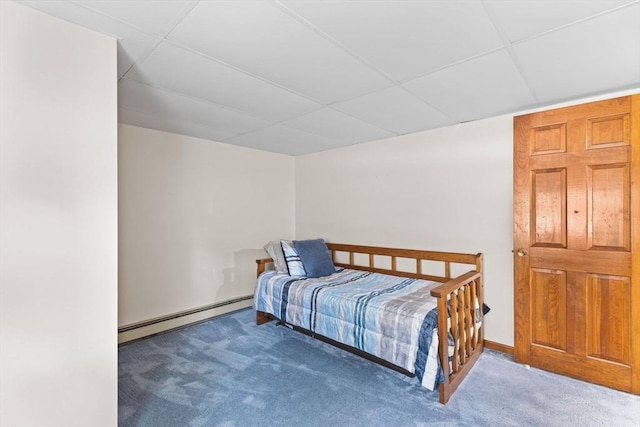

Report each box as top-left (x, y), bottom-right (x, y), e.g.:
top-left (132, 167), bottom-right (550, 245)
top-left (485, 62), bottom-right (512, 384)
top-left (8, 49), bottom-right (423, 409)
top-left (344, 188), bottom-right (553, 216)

top-left (18, 0), bottom-right (640, 156)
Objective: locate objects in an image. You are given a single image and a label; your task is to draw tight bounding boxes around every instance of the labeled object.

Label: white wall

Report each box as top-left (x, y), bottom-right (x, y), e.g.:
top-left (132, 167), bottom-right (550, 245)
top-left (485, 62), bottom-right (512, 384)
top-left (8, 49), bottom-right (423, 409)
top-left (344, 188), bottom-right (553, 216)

top-left (295, 89), bottom-right (640, 348)
top-left (0, 2), bottom-right (118, 426)
top-left (118, 124), bottom-right (295, 333)
top-left (296, 116), bottom-right (515, 345)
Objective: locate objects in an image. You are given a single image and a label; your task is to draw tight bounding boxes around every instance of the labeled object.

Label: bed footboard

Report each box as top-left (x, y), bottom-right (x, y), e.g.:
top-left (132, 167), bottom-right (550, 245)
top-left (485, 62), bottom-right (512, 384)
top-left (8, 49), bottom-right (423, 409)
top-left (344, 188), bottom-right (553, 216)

top-left (431, 267), bottom-right (484, 404)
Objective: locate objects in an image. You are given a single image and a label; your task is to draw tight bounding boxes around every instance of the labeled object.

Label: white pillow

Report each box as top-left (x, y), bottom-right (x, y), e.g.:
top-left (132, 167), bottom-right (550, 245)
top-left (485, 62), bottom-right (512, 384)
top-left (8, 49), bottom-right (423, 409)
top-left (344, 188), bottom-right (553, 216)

top-left (281, 240), bottom-right (306, 277)
top-left (263, 241), bottom-right (288, 274)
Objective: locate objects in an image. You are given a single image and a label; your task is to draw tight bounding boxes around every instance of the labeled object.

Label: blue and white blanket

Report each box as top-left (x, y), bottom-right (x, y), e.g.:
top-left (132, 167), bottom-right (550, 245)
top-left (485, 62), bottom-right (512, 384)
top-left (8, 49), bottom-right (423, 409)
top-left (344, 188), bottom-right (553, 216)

top-left (253, 268), bottom-right (444, 390)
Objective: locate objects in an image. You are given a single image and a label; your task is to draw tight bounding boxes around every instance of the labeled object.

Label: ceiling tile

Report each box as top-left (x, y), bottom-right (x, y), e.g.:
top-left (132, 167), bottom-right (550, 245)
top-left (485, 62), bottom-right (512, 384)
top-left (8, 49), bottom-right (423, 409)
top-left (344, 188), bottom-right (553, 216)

top-left (484, 0), bottom-right (636, 43)
top-left (280, 0), bottom-right (503, 82)
top-left (17, 0), bottom-right (640, 156)
top-left (282, 108), bottom-right (395, 143)
top-left (225, 124), bottom-right (344, 156)
top-left (404, 49), bottom-right (537, 122)
top-left (118, 79), bottom-right (272, 136)
top-left (17, 0), bottom-right (160, 77)
top-left (167, 0), bottom-right (392, 103)
top-left (513, 3), bottom-right (640, 103)
top-left (332, 86), bottom-right (457, 135)
top-left (77, 0), bottom-right (194, 36)
top-left (126, 42), bottom-right (323, 121)
top-left (119, 108), bottom-right (235, 142)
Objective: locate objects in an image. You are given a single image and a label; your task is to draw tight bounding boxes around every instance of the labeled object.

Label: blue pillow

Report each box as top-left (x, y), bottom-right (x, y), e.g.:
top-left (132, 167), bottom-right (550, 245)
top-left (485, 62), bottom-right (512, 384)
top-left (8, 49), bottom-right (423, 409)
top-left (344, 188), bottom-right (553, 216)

top-left (293, 239), bottom-right (335, 278)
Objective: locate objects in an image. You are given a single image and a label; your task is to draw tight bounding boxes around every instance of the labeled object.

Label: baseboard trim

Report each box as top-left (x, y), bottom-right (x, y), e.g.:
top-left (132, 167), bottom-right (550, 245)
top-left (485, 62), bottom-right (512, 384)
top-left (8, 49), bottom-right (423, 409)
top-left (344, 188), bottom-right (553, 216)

top-left (118, 295), bottom-right (253, 344)
top-left (484, 339), bottom-right (514, 355)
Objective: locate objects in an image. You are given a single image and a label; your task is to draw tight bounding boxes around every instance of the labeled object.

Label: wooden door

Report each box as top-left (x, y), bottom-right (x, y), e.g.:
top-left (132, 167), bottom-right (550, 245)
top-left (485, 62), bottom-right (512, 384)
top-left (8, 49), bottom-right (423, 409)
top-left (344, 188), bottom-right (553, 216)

top-left (514, 95), bottom-right (640, 394)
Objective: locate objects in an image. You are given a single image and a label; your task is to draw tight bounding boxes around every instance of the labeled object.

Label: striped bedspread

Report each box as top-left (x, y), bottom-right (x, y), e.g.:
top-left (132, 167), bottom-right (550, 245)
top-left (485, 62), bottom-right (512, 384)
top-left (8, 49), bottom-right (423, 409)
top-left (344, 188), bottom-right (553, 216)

top-left (253, 268), bottom-right (444, 390)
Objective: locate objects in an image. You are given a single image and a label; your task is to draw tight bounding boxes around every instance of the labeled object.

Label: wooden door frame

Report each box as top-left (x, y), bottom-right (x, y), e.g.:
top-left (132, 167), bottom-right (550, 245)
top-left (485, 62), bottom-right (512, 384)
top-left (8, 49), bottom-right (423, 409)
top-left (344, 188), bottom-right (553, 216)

top-left (631, 95), bottom-right (640, 393)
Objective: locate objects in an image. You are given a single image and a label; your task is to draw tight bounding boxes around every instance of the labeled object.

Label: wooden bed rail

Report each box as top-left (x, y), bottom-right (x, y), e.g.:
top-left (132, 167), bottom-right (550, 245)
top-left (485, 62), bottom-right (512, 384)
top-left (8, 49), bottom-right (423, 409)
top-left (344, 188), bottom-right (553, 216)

top-left (256, 243), bottom-right (482, 283)
top-left (255, 243), bottom-right (484, 404)
top-left (326, 243), bottom-right (481, 284)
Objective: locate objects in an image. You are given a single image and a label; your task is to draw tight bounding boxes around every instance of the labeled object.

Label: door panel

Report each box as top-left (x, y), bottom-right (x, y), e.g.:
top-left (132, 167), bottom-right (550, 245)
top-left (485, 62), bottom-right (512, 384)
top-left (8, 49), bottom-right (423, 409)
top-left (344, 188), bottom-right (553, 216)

top-left (586, 274), bottom-right (630, 365)
top-left (586, 113), bottom-right (629, 149)
top-left (514, 95), bottom-right (639, 394)
top-left (531, 123), bottom-right (567, 155)
top-left (531, 268), bottom-right (566, 350)
top-left (587, 164), bottom-right (630, 250)
top-left (531, 169), bottom-right (567, 247)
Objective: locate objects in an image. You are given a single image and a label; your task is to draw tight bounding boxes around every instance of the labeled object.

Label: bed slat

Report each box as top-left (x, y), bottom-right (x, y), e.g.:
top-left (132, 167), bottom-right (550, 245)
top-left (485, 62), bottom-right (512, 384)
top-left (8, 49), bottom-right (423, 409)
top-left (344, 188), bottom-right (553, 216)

top-left (464, 286), bottom-right (472, 356)
top-left (451, 294), bottom-right (460, 372)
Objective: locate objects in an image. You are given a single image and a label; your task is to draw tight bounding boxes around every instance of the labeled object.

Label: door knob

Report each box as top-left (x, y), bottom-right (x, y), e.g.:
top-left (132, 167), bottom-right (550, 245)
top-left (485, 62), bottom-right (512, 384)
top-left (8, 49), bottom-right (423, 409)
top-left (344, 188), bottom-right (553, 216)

top-left (516, 249), bottom-right (527, 257)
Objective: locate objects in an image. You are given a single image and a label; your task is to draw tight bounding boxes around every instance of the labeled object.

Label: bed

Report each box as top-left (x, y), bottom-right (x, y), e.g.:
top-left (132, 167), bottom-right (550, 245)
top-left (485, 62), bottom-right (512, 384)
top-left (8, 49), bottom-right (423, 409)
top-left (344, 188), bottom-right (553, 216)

top-left (254, 241), bottom-right (484, 404)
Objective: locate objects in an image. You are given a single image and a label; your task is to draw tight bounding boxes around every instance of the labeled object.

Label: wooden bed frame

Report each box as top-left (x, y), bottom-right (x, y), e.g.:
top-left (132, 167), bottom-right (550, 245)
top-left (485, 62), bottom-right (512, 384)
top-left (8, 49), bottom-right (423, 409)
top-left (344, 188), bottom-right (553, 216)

top-left (255, 243), bottom-right (484, 404)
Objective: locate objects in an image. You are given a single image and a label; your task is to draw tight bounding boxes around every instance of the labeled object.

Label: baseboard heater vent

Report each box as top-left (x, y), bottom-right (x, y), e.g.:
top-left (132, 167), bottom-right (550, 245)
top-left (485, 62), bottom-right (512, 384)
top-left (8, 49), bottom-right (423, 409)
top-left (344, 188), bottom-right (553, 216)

top-left (118, 295), bottom-right (253, 333)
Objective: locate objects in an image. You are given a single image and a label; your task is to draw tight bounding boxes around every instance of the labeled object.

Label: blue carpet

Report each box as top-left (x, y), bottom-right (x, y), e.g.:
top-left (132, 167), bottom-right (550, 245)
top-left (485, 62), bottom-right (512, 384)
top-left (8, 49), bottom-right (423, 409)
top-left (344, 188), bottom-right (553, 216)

top-left (119, 308), bottom-right (640, 427)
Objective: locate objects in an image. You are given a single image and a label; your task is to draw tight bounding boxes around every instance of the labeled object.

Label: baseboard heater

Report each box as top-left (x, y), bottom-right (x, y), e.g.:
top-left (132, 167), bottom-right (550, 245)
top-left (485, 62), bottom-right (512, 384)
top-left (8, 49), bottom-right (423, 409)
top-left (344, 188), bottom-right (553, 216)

top-left (118, 295), bottom-right (253, 333)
